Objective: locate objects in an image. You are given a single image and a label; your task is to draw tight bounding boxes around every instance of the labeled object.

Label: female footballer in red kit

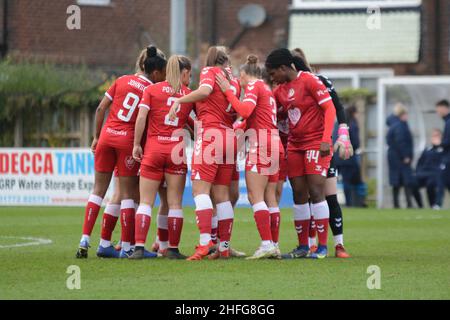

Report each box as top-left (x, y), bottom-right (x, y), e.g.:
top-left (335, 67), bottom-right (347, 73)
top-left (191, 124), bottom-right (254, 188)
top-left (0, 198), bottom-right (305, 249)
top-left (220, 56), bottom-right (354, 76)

top-left (266, 49), bottom-right (336, 259)
top-left (130, 55), bottom-right (194, 260)
top-left (76, 46), bottom-right (166, 259)
top-left (168, 46), bottom-right (241, 260)
top-left (215, 55), bottom-right (283, 259)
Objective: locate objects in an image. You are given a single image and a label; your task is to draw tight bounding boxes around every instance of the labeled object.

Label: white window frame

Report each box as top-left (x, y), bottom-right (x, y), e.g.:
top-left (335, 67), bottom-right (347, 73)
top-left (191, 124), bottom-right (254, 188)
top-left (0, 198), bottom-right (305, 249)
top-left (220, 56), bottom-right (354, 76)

top-left (77, 0), bottom-right (111, 6)
top-left (320, 68), bottom-right (394, 89)
top-left (291, 0), bottom-right (422, 10)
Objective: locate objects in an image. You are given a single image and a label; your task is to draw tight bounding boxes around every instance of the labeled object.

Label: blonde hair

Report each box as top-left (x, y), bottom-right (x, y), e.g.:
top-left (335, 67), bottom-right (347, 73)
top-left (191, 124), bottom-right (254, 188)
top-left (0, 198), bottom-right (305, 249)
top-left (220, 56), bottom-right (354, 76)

top-left (393, 103), bottom-right (408, 117)
top-left (166, 55), bottom-right (191, 95)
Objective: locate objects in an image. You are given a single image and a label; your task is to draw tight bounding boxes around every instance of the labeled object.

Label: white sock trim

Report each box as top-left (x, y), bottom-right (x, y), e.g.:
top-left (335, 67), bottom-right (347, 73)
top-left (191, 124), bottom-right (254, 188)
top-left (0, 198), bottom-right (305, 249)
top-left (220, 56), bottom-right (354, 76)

top-left (211, 215), bottom-right (218, 228)
top-left (100, 239), bottom-right (111, 248)
top-left (312, 201), bottom-right (329, 220)
top-left (217, 201), bottom-right (234, 220)
top-left (269, 207), bottom-right (280, 214)
top-left (121, 199), bottom-right (135, 210)
top-left (157, 214), bottom-right (168, 229)
top-left (136, 204), bottom-right (152, 217)
top-left (194, 194), bottom-right (213, 211)
top-left (200, 233), bottom-right (211, 246)
top-left (293, 203), bottom-right (311, 221)
top-left (104, 204), bottom-right (120, 217)
top-left (88, 194), bottom-right (103, 206)
top-left (252, 201), bottom-right (268, 213)
top-left (333, 234), bottom-right (344, 246)
top-left (168, 209), bottom-right (183, 218)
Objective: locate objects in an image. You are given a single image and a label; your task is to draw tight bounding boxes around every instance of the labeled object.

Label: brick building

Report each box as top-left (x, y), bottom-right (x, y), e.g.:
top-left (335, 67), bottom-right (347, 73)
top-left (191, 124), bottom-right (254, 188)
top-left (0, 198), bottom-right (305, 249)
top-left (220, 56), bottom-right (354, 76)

top-left (1, 0), bottom-right (448, 75)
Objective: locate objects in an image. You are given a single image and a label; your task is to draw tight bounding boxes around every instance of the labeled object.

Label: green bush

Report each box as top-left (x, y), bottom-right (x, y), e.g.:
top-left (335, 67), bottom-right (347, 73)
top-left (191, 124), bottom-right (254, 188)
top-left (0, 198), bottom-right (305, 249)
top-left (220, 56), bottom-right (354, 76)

top-left (0, 59), bottom-right (112, 146)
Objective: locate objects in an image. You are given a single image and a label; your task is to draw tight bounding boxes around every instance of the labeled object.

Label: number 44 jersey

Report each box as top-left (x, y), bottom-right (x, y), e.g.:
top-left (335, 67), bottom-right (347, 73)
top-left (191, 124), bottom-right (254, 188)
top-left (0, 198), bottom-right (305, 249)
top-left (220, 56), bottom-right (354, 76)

top-left (102, 74), bottom-right (153, 147)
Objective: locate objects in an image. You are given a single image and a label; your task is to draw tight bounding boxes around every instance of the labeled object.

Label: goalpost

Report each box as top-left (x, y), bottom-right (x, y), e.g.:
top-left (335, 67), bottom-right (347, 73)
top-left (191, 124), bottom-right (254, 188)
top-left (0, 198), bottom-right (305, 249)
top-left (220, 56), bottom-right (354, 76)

top-left (376, 76), bottom-right (450, 208)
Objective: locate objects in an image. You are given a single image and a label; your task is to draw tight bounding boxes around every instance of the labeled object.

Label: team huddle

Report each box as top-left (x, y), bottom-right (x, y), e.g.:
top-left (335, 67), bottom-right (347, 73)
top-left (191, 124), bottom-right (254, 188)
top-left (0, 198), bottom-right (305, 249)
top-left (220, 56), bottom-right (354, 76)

top-left (75, 45), bottom-right (353, 261)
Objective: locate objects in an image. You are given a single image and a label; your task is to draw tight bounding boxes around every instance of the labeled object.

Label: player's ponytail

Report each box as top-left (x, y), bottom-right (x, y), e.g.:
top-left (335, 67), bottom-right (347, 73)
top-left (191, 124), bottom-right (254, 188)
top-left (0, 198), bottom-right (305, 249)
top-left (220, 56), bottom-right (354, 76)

top-left (205, 46), bottom-right (231, 81)
top-left (241, 54), bottom-right (262, 78)
top-left (291, 48), bottom-right (313, 72)
top-left (166, 55), bottom-right (191, 95)
top-left (143, 45), bottom-right (167, 75)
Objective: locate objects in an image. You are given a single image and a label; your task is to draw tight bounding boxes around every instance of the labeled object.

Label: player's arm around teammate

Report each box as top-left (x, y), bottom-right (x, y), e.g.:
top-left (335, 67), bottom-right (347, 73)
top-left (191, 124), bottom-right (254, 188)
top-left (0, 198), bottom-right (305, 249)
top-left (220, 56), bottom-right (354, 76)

top-left (130, 55), bottom-right (193, 260)
top-left (216, 55), bottom-right (282, 259)
top-left (168, 47), bottom-right (238, 260)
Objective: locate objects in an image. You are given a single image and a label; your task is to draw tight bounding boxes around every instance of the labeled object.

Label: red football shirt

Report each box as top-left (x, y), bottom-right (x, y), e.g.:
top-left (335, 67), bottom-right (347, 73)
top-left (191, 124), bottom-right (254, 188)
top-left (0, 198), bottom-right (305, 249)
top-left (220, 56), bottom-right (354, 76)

top-left (196, 66), bottom-right (241, 129)
top-left (138, 80), bottom-right (193, 151)
top-left (101, 74), bottom-right (153, 146)
top-left (274, 71), bottom-right (333, 151)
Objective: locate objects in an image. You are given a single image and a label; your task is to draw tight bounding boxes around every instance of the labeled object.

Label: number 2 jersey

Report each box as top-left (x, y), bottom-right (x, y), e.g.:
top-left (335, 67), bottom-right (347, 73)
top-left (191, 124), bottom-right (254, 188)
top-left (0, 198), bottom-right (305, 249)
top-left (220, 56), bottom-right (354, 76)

top-left (138, 80), bottom-right (194, 155)
top-left (101, 74), bottom-right (153, 147)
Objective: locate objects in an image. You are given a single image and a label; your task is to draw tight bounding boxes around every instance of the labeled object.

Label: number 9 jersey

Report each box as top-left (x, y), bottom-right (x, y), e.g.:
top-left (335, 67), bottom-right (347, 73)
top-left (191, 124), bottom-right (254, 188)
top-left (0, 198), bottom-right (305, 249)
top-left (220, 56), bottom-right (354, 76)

top-left (95, 74), bottom-right (153, 176)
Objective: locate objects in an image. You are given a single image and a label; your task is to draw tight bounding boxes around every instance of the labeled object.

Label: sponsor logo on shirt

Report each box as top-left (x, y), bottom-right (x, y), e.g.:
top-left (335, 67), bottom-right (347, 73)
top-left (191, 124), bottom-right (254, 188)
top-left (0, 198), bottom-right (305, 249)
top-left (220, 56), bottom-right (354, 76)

top-left (106, 127), bottom-right (127, 136)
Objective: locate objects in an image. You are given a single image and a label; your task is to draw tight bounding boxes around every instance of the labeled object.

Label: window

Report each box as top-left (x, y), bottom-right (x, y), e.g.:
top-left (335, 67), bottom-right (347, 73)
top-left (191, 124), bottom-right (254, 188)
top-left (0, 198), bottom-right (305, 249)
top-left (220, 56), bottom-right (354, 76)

top-left (77, 0), bottom-right (111, 6)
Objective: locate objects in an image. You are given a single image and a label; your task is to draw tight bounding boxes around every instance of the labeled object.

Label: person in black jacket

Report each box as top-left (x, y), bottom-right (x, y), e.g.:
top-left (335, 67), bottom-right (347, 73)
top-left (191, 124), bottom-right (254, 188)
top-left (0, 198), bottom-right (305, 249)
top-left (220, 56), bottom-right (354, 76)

top-left (415, 129), bottom-right (444, 208)
top-left (386, 104), bottom-right (421, 208)
top-left (435, 100), bottom-right (450, 208)
top-left (333, 106), bottom-right (366, 207)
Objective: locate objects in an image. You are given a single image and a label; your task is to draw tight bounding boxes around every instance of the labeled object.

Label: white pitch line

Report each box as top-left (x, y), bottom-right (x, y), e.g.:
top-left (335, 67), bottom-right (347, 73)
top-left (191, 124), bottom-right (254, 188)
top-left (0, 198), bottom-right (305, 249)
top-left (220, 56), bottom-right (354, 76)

top-left (0, 236), bottom-right (53, 249)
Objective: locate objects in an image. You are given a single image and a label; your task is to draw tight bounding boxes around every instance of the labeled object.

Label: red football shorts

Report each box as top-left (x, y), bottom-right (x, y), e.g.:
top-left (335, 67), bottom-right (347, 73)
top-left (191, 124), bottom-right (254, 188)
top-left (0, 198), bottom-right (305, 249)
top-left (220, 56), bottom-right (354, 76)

top-left (287, 149), bottom-right (332, 178)
top-left (95, 141), bottom-right (139, 177)
top-left (140, 149), bottom-right (187, 182)
top-left (191, 128), bottom-right (236, 185)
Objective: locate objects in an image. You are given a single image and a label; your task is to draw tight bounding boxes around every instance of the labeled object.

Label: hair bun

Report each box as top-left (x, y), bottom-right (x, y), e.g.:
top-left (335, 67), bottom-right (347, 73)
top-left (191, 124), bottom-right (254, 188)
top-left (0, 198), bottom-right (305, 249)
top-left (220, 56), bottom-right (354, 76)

top-left (147, 46), bottom-right (158, 57)
top-left (247, 54), bottom-right (259, 65)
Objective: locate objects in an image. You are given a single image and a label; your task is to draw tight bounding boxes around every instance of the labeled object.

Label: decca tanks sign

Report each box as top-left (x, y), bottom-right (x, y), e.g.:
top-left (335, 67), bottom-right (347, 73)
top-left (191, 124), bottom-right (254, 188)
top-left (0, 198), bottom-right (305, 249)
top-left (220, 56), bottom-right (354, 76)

top-left (0, 148), bottom-right (115, 206)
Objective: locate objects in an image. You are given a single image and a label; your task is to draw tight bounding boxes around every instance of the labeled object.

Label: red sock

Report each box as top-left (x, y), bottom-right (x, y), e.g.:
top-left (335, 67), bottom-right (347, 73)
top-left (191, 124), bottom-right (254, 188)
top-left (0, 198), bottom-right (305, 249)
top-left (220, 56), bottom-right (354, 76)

top-left (157, 214), bottom-right (169, 245)
top-left (82, 194), bottom-right (103, 236)
top-left (120, 199), bottom-right (136, 244)
top-left (269, 208), bottom-right (281, 243)
top-left (196, 209), bottom-right (213, 234)
top-left (211, 216), bottom-right (218, 244)
top-left (315, 218), bottom-right (329, 246)
top-left (135, 211), bottom-right (151, 246)
top-left (309, 216), bottom-right (317, 239)
top-left (312, 201), bottom-right (330, 246)
top-left (253, 202), bottom-right (272, 241)
top-left (100, 204), bottom-right (120, 241)
top-left (217, 201), bottom-right (234, 247)
top-left (218, 218), bottom-right (234, 242)
top-left (294, 220), bottom-right (310, 247)
top-left (194, 194), bottom-right (213, 245)
top-left (168, 218), bottom-right (183, 248)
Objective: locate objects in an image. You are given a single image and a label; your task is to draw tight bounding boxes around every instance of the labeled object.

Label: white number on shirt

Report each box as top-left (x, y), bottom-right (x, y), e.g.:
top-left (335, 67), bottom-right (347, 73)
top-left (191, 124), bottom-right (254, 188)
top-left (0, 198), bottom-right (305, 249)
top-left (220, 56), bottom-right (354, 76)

top-left (226, 85), bottom-right (238, 113)
top-left (118, 92), bottom-right (140, 122)
top-left (270, 96), bottom-right (277, 126)
top-left (164, 97), bottom-right (180, 127)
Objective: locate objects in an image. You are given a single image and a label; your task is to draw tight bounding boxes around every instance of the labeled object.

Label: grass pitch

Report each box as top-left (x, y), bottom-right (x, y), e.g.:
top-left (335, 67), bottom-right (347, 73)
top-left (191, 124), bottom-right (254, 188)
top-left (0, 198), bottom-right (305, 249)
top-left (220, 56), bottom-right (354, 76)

top-left (0, 206), bottom-right (449, 300)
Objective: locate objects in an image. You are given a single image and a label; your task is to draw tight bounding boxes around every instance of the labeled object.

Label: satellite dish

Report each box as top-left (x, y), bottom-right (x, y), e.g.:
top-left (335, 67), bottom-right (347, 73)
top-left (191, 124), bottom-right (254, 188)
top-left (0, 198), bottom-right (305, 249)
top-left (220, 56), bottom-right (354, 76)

top-left (238, 4), bottom-right (267, 28)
